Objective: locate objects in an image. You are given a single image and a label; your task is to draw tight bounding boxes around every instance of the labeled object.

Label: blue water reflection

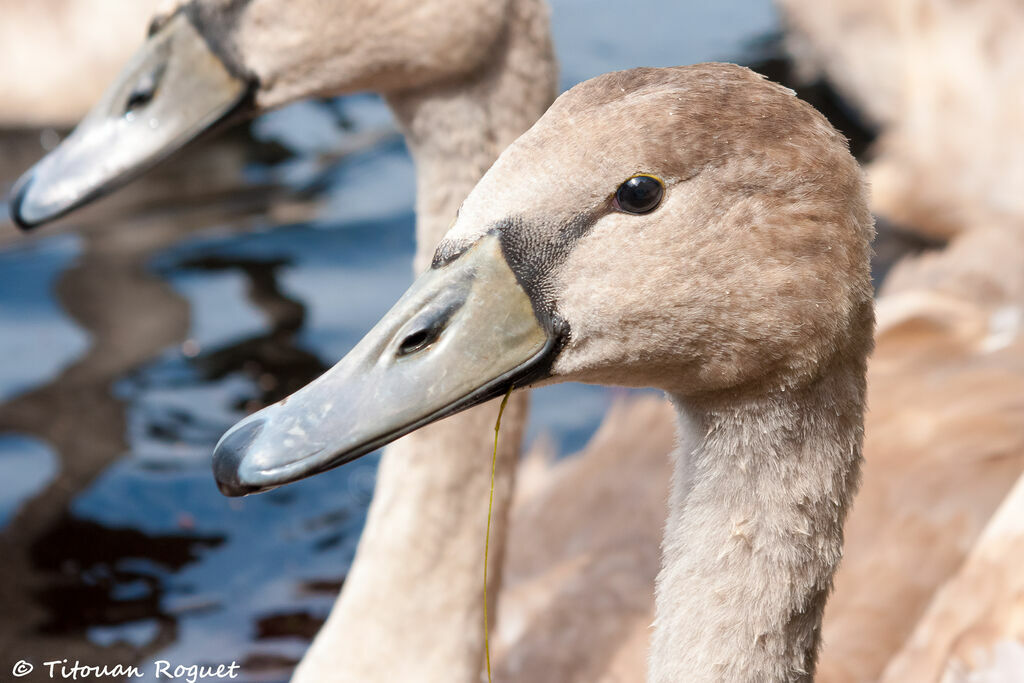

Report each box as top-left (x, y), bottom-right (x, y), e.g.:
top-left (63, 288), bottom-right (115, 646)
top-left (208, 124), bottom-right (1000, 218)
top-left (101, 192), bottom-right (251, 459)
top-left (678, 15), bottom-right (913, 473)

top-left (0, 434), bottom-right (60, 527)
top-left (0, 235), bottom-right (89, 402)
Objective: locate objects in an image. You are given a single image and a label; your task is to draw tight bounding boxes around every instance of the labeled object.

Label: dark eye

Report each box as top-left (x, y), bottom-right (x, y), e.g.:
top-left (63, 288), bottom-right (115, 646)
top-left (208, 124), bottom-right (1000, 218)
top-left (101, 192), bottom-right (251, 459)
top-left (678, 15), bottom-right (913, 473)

top-left (614, 175), bottom-right (664, 215)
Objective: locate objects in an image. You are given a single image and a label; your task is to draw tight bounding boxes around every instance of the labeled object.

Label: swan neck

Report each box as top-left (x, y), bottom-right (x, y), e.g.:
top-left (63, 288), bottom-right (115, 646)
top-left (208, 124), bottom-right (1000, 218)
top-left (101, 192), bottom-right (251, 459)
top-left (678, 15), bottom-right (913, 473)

top-left (651, 356), bottom-right (866, 682)
top-left (293, 3), bottom-right (554, 680)
top-left (385, 0), bottom-right (557, 270)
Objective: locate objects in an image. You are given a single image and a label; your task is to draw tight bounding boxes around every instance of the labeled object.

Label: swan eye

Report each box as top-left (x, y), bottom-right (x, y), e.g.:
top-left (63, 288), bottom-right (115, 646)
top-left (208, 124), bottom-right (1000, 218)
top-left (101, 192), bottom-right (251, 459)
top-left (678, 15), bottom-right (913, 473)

top-left (614, 175), bottom-right (664, 215)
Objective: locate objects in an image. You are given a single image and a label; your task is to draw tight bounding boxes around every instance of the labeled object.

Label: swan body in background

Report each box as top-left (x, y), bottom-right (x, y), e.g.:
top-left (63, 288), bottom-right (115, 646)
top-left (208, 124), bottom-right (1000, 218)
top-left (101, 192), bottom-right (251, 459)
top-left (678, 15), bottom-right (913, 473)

top-left (819, 223), bottom-right (1024, 683)
top-left (880, 470), bottom-right (1024, 681)
top-left (766, 2), bottom-right (1024, 678)
top-left (778, 0), bottom-right (1024, 242)
top-left (0, 0), bottom-right (160, 127)
top-left (495, 396), bottom-right (675, 681)
top-left (12, 0), bottom-right (557, 680)
top-left (213, 63), bottom-right (876, 682)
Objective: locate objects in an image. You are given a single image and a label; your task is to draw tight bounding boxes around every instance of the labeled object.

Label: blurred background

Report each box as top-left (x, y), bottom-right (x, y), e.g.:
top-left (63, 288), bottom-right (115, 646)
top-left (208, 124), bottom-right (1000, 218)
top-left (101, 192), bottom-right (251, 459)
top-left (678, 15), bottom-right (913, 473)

top-left (1, 0), bottom-right (1022, 681)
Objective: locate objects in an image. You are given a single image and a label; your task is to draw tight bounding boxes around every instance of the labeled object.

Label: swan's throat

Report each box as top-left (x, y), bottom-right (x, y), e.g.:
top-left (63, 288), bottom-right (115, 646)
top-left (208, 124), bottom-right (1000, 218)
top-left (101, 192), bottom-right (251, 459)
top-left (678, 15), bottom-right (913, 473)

top-left (652, 356), bottom-right (867, 683)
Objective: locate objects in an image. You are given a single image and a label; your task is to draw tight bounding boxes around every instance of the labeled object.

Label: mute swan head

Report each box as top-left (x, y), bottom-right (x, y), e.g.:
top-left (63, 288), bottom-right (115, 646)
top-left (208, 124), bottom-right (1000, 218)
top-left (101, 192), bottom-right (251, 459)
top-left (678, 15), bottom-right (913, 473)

top-left (213, 63), bottom-right (875, 495)
top-left (10, 0), bottom-right (520, 227)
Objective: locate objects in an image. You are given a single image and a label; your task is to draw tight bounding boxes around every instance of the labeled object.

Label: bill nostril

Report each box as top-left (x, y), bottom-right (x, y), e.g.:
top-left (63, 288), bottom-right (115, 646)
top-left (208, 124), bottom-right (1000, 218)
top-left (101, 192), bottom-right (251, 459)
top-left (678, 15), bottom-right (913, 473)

top-left (395, 296), bottom-right (462, 357)
top-left (124, 65), bottom-right (165, 115)
top-left (397, 326), bottom-right (441, 357)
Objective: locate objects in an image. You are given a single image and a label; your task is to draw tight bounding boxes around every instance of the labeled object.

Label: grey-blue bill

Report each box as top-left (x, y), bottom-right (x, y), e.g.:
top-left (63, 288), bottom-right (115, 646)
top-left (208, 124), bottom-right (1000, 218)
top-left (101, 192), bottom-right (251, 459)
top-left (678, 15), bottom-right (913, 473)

top-left (212, 234), bottom-right (562, 496)
top-left (9, 12), bottom-right (251, 229)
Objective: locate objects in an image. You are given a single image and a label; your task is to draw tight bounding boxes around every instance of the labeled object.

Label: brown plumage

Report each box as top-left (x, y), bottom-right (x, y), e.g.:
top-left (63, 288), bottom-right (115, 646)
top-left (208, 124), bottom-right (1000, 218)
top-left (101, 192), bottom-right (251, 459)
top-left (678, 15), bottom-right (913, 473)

top-left (491, 224), bottom-right (1024, 682)
top-left (217, 62), bottom-right (875, 681)
top-left (427, 63), bottom-right (875, 681)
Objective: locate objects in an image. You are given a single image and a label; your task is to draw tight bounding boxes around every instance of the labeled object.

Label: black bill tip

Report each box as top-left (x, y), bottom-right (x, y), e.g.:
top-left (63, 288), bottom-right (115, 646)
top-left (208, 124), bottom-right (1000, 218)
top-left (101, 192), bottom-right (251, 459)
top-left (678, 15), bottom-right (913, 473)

top-left (9, 172), bottom-right (38, 231)
top-left (213, 418), bottom-right (266, 497)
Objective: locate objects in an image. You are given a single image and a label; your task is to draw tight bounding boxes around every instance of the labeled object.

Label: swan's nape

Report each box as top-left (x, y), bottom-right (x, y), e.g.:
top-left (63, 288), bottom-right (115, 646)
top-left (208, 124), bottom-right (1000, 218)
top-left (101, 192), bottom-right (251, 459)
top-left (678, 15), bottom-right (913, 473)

top-left (11, 12), bottom-right (250, 228)
top-left (213, 234), bottom-right (560, 495)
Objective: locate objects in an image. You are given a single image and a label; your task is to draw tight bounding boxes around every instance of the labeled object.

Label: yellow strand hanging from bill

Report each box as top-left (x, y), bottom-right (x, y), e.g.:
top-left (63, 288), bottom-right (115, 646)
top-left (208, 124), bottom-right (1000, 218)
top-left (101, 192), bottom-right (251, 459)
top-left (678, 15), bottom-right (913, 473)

top-left (484, 386), bottom-right (513, 683)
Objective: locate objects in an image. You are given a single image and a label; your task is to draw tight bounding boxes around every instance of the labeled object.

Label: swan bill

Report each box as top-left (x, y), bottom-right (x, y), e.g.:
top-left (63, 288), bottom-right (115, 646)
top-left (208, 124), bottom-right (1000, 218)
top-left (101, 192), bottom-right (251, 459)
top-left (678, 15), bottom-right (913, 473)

top-left (212, 234), bottom-right (558, 497)
top-left (9, 12), bottom-right (251, 229)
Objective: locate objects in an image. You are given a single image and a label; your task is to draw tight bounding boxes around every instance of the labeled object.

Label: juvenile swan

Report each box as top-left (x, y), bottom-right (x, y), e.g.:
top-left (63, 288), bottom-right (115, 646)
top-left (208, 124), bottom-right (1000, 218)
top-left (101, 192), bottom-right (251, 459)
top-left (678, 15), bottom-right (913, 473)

top-left (214, 63), bottom-right (875, 681)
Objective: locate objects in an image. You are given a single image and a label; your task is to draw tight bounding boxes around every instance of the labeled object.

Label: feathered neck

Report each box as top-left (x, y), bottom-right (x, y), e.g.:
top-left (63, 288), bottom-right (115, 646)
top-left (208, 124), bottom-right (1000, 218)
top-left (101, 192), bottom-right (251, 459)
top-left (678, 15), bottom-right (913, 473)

top-left (650, 345), bottom-right (868, 682)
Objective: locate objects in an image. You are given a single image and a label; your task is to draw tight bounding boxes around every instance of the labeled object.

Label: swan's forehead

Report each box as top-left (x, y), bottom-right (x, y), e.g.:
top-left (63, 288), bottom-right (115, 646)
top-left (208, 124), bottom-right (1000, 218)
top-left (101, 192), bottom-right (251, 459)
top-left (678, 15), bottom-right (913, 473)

top-left (446, 64), bottom-right (816, 243)
top-left (448, 98), bottom-right (683, 244)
